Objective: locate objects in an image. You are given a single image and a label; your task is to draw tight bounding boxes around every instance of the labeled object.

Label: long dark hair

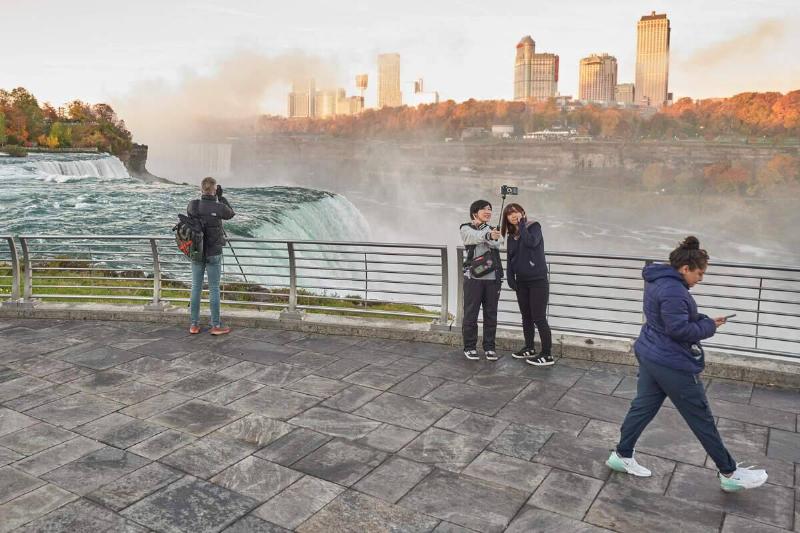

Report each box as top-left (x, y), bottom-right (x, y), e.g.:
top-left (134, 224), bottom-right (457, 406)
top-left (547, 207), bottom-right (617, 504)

top-left (501, 203), bottom-right (525, 238)
top-left (669, 236), bottom-right (709, 271)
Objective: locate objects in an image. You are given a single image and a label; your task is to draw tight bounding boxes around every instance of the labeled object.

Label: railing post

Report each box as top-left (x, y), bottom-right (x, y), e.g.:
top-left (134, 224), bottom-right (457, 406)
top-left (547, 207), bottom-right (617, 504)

top-left (1, 237), bottom-right (21, 307)
top-left (144, 238), bottom-right (169, 310)
top-left (18, 237), bottom-right (37, 308)
top-left (364, 252), bottom-right (369, 309)
top-left (281, 241), bottom-right (303, 320)
top-left (454, 246), bottom-right (465, 328)
top-left (641, 259), bottom-right (654, 324)
top-left (754, 277), bottom-right (763, 350)
top-left (431, 246), bottom-right (450, 331)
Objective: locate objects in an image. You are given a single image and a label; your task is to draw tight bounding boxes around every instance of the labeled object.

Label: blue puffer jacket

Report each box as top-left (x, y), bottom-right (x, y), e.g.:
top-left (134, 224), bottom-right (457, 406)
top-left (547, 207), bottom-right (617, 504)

top-left (506, 220), bottom-right (548, 289)
top-left (634, 263), bottom-right (717, 374)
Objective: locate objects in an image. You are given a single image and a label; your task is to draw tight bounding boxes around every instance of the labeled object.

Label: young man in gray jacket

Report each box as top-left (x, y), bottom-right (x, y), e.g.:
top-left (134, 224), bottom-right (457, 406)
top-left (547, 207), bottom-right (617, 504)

top-left (460, 199), bottom-right (503, 360)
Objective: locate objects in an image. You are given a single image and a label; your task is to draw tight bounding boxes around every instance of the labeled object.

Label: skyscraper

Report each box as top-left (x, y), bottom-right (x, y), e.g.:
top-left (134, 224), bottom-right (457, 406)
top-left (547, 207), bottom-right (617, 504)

top-left (579, 54), bottom-right (618, 103)
top-left (378, 54), bottom-right (402, 108)
top-left (288, 79), bottom-right (315, 118)
top-left (615, 83), bottom-right (635, 105)
top-left (532, 53), bottom-right (559, 100)
top-left (514, 36), bottom-right (535, 100)
top-left (635, 11), bottom-right (670, 107)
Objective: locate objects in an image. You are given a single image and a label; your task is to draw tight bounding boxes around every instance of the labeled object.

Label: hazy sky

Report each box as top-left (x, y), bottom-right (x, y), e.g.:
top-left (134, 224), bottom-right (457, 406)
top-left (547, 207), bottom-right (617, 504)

top-left (2, 0), bottom-right (798, 117)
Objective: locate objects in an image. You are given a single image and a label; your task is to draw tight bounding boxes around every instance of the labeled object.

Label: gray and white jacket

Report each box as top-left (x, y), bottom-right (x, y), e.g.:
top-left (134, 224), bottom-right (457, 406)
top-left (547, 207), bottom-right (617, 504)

top-left (460, 222), bottom-right (503, 280)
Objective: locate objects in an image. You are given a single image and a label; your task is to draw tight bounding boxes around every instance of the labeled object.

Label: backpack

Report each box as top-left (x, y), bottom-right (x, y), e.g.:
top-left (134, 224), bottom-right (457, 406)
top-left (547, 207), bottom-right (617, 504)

top-left (172, 213), bottom-right (204, 262)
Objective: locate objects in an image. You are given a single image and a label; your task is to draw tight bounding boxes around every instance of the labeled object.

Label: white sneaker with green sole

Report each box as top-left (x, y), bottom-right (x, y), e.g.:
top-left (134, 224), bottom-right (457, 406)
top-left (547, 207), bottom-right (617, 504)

top-left (606, 451), bottom-right (652, 477)
top-left (719, 465), bottom-right (768, 492)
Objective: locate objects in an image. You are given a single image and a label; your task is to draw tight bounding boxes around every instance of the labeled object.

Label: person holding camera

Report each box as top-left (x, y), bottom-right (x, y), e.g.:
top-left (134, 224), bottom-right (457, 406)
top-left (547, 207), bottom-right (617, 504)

top-left (607, 236), bottom-right (768, 492)
top-left (187, 176), bottom-right (235, 335)
top-left (501, 203), bottom-right (553, 366)
top-left (460, 200), bottom-right (503, 361)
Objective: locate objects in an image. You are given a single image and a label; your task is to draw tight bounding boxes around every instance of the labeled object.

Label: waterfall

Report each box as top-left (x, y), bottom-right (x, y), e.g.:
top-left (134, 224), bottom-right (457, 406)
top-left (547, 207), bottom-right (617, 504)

top-left (33, 155), bottom-right (131, 180)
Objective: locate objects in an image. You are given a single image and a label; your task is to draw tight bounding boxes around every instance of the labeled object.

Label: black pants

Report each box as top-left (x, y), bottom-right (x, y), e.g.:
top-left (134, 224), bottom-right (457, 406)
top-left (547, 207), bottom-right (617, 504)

top-left (514, 278), bottom-right (552, 355)
top-left (462, 278), bottom-right (502, 351)
top-left (617, 355), bottom-right (737, 474)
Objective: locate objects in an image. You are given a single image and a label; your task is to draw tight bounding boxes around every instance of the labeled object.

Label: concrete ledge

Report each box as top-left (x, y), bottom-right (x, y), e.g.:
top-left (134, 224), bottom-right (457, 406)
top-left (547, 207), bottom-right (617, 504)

top-left (2, 302), bottom-right (799, 389)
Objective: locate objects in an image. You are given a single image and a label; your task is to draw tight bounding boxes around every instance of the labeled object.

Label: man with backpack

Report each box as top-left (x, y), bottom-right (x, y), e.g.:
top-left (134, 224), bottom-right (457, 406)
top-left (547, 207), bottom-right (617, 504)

top-left (460, 199), bottom-right (503, 360)
top-left (187, 176), bottom-right (235, 335)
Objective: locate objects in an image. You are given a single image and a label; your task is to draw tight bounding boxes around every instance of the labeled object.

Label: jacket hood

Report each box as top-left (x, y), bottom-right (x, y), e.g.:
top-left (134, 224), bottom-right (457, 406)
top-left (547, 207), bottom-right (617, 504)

top-left (643, 263), bottom-right (687, 287)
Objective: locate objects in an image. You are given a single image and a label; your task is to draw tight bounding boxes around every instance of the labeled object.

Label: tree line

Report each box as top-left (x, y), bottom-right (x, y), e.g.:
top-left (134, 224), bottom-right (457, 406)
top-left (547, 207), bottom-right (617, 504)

top-left (0, 87), bottom-right (132, 156)
top-left (258, 91), bottom-right (800, 142)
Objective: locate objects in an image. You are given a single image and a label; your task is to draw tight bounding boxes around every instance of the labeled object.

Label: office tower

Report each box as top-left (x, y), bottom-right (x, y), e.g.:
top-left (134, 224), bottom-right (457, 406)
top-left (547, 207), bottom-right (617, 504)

top-left (514, 36), bottom-right (535, 100)
top-left (635, 11), bottom-right (670, 107)
top-left (288, 79), bottom-right (315, 118)
top-left (336, 95), bottom-right (364, 116)
top-left (315, 89), bottom-right (344, 119)
top-left (531, 53), bottom-right (559, 100)
top-left (579, 54), bottom-right (618, 103)
top-left (378, 54), bottom-right (402, 108)
top-left (615, 83), bottom-right (635, 105)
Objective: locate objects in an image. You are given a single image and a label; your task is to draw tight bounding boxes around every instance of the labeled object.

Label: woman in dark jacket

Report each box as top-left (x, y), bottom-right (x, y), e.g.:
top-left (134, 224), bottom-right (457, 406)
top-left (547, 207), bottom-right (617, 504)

top-left (607, 236), bottom-right (768, 492)
top-left (501, 203), bottom-right (553, 366)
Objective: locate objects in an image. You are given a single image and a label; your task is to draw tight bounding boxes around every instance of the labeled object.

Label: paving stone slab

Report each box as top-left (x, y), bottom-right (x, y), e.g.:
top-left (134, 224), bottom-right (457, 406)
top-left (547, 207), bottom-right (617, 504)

top-left (237, 328), bottom-right (308, 345)
top-left (151, 399), bottom-right (243, 436)
top-left (419, 360), bottom-right (480, 382)
top-left (60, 345), bottom-right (144, 370)
top-left (488, 423), bottom-right (553, 461)
top-left (8, 355), bottom-right (75, 377)
top-left (122, 475), bottom-right (258, 533)
top-left (26, 391), bottom-right (124, 429)
top-left (286, 334), bottom-right (363, 355)
top-left (0, 375), bottom-right (53, 402)
top-left (127, 429), bottom-right (196, 460)
top-left (222, 515), bottom-right (291, 532)
top-left (704, 451), bottom-right (795, 488)
top-left (506, 506), bottom-right (611, 533)
top-left (214, 414), bottom-right (293, 448)
top-left (293, 438), bottom-right (387, 486)
top-left (289, 406), bottom-right (382, 440)
top-left (555, 388), bottom-right (632, 424)
top-left (400, 468), bottom-right (528, 533)
top-left (167, 370), bottom-right (233, 396)
top-left (0, 445), bottom-right (22, 466)
top-left (715, 418), bottom-right (768, 457)
top-left (71, 369), bottom-right (138, 394)
top-left (313, 358), bottom-right (369, 380)
top-left (14, 436), bottom-right (106, 477)
top-left (573, 369), bottom-right (624, 394)
top-left (523, 364), bottom-right (586, 387)
top-left (343, 367), bottom-right (406, 390)
top-left (527, 469), bottom-right (604, 519)
top-left (720, 514), bottom-right (790, 532)
top-left (4, 384), bottom-right (80, 412)
top-left (424, 381), bottom-right (517, 416)
top-left (211, 456), bottom-right (303, 502)
top-left (750, 385), bottom-right (800, 414)
top-left (97, 380), bottom-right (163, 405)
top-left (246, 363), bottom-right (312, 387)
top-left (464, 450), bottom-right (550, 493)
top-left (75, 412), bottom-right (165, 449)
top-left (0, 407), bottom-right (37, 438)
top-left (353, 455), bottom-right (433, 503)
top-left (0, 422), bottom-right (75, 455)
top-left (88, 462), bottom-right (183, 511)
top-left (0, 466), bottom-right (45, 504)
top-left (130, 338), bottom-right (196, 360)
top-left (534, 433), bottom-right (613, 480)
top-left (286, 374), bottom-right (350, 398)
top-left (435, 408), bottom-right (510, 441)
top-left (466, 373), bottom-right (531, 395)
top-left (586, 481), bottom-right (725, 533)
top-left (297, 490), bottom-right (439, 533)
top-left (253, 475), bottom-right (344, 529)
top-left (355, 423), bottom-right (419, 452)
top-left (0, 484), bottom-right (78, 533)
top-left (767, 428), bottom-right (800, 463)
top-left (389, 373), bottom-right (445, 398)
top-left (172, 351), bottom-right (239, 372)
top-left (160, 435), bottom-right (254, 479)
top-left (200, 379), bottom-right (264, 405)
top-left (496, 402), bottom-right (589, 436)
top-left (41, 446), bottom-right (150, 495)
top-left (228, 386), bottom-right (320, 420)
top-left (353, 392), bottom-right (450, 431)
top-left (120, 391), bottom-right (191, 419)
top-left (399, 427), bottom-right (488, 472)
top-left (709, 397), bottom-right (796, 431)
top-left (255, 428), bottom-right (332, 466)
top-left (667, 463), bottom-right (795, 530)
top-left (634, 407), bottom-right (709, 466)
top-left (283, 351), bottom-right (339, 373)
top-left (216, 361), bottom-right (266, 380)
top-left (219, 339), bottom-right (300, 365)
top-left (706, 378), bottom-right (754, 404)
top-left (321, 384), bottom-right (382, 412)
top-left (117, 356), bottom-right (197, 385)
top-left (509, 378), bottom-right (570, 408)
top-left (432, 521), bottom-right (479, 532)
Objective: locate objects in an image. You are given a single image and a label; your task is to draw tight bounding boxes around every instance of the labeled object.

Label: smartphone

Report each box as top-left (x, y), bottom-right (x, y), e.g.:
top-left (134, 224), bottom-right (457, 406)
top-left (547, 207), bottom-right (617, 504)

top-left (724, 314), bottom-right (737, 320)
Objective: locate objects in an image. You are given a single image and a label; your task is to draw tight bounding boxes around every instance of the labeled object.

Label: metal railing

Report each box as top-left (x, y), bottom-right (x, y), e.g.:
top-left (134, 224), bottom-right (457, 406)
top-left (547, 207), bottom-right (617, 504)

top-left (1, 235), bottom-right (798, 359)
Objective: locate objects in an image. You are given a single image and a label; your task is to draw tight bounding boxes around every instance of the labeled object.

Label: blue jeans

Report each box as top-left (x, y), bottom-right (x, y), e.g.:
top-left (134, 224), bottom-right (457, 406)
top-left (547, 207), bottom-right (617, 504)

top-left (190, 254), bottom-right (222, 327)
top-left (616, 354), bottom-right (737, 474)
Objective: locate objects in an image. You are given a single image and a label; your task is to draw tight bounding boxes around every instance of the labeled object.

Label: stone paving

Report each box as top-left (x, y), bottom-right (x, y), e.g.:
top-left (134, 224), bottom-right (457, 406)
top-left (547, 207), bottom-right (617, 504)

top-left (0, 318), bottom-right (798, 532)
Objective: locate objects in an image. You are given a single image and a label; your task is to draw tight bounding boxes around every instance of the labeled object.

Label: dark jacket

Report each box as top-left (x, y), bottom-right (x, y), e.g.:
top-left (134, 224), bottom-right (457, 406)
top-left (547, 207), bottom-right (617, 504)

top-left (634, 263), bottom-right (717, 374)
top-left (506, 220), bottom-right (548, 289)
top-left (187, 194), bottom-right (235, 258)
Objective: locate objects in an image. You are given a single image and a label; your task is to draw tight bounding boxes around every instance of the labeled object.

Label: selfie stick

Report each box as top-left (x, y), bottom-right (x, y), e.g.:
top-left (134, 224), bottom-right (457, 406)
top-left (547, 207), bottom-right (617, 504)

top-left (222, 229), bottom-right (249, 284)
top-left (497, 189), bottom-right (508, 230)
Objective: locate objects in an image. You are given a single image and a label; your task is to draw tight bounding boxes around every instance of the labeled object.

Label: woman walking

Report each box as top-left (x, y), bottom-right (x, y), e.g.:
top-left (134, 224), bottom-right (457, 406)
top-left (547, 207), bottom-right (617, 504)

top-left (607, 236), bottom-right (767, 492)
top-left (502, 203), bottom-right (553, 366)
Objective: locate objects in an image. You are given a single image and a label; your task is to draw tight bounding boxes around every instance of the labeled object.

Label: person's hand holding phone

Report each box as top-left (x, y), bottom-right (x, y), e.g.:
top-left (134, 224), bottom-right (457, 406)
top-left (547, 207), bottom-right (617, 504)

top-left (489, 228), bottom-right (502, 241)
top-left (714, 314), bottom-right (735, 327)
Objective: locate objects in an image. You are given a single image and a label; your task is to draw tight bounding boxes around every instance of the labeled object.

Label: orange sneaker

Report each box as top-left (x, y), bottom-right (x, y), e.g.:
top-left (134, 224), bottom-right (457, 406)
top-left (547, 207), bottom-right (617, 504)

top-left (189, 325), bottom-right (201, 334)
top-left (209, 326), bottom-right (231, 336)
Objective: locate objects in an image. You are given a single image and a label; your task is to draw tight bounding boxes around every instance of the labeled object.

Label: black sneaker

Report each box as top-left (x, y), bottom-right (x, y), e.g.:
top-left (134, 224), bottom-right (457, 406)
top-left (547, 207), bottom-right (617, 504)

top-left (464, 349), bottom-right (479, 361)
top-left (526, 353), bottom-right (555, 366)
top-left (485, 350), bottom-right (499, 361)
top-left (512, 347), bottom-right (533, 359)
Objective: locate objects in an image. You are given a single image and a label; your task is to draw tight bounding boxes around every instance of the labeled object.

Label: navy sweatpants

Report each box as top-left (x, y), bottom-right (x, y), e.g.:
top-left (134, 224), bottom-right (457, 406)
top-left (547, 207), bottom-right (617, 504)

top-left (616, 355), bottom-right (737, 474)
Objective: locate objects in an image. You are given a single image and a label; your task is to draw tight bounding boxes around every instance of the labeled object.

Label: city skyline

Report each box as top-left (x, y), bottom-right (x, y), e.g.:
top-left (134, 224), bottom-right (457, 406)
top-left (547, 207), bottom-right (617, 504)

top-left (1, 1), bottom-right (796, 122)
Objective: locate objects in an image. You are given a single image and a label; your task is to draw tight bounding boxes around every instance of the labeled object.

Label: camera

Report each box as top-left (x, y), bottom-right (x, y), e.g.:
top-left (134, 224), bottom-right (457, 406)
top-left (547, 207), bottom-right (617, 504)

top-left (501, 185), bottom-right (518, 197)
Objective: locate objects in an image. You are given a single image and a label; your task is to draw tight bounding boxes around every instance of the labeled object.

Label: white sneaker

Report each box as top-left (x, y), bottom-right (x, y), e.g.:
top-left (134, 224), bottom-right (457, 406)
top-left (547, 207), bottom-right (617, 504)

top-left (719, 465), bottom-right (768, 492)
top-left (463, 349), bottom-right (479, 361)
top-left (606, 450), bottom-right (652, 477)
